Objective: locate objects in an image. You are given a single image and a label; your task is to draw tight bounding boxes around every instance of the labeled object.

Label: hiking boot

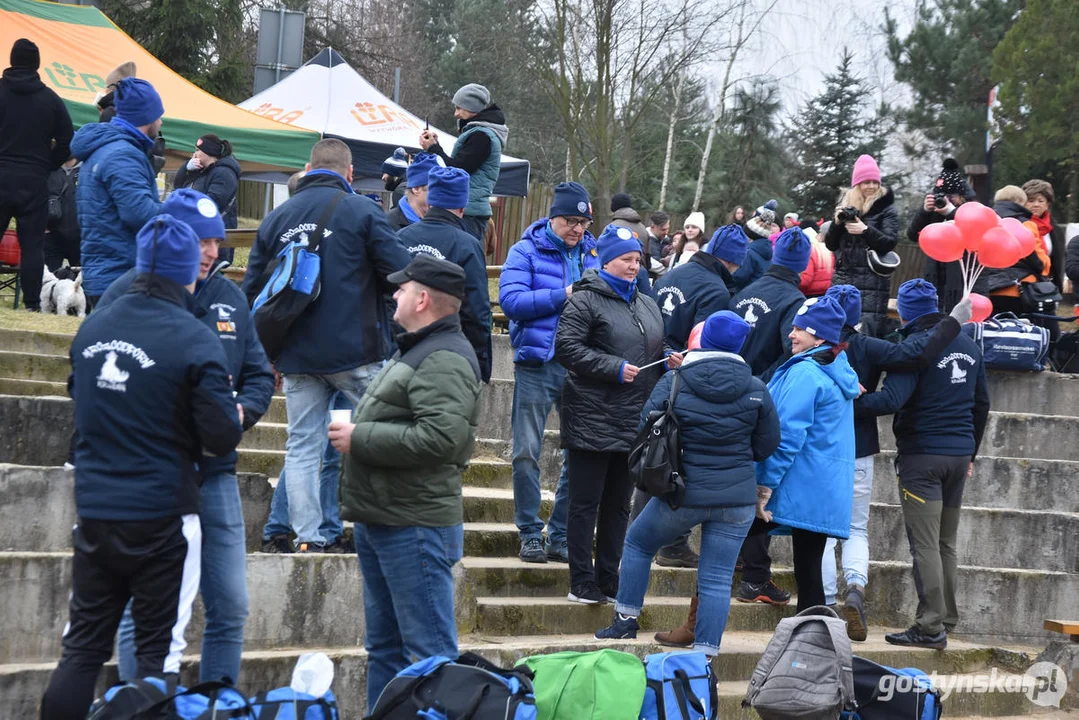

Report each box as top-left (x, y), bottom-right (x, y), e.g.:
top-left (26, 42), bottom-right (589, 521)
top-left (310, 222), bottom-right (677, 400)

top-left (842, 584), bottom-right (868, 642)
top-left (567, 582), bottom-right (608, 605)
top-left (656, 545), bottom-right (699, 568)
top-left (260, 534), bottom-right (293, 553)
top-left (884, 626), bottom-right (947, 650)
top-left (655, 594), bottom-right (698, 647)
top-left (296, 541), bottom-right (325, 554)
top-left (595, 612), bottom-right (639, 640)
top-left (736, 580), bottom-right (790, 605)
top-left (519, 538), bottom-right (548, 564)
top-left (545, 543), bottom-right (569, 563)
top-left (322, 536), bottom-right (353, 554)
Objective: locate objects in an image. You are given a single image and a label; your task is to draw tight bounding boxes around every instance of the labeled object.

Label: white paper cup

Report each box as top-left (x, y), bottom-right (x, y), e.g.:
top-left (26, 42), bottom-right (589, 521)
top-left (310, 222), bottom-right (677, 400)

top-left (329, 409), bottom-right (352, 425)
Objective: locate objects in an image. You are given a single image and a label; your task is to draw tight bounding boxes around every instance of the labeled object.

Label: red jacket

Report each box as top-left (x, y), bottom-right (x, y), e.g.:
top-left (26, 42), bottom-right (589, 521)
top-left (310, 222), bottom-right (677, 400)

top-left (800, 242), bottom-right (835, 297)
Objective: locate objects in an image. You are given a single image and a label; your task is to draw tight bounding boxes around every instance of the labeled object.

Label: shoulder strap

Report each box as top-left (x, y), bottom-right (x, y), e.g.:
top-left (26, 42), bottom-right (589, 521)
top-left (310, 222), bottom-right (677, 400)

top-left (307, 191), bottom-right (348, 254)
top-left (665, 370), bottom-right (681, 409)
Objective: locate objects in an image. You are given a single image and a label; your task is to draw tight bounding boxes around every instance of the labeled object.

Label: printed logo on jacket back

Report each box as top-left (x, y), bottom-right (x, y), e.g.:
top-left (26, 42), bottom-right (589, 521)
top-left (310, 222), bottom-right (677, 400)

top-left (409, 244), bottom-right (447, 260)
top-left (937, 352), bottom-right (975, 384)
top-left (82, 341), bottom-right (155, 393)
top-left (735, 297), bottom-right (771, 326)
top-left (656, 286), bottom-right (686, 316)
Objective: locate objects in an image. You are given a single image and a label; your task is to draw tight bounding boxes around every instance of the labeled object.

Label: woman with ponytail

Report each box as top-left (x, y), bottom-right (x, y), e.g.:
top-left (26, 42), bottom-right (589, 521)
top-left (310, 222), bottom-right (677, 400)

top-left (174, 133), bottom-right (241, 260)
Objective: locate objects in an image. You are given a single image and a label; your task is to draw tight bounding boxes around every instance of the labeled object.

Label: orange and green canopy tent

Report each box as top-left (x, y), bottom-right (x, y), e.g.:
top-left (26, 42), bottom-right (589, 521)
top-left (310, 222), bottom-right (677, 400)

top-left (0, 0), bottom-right (319, 172)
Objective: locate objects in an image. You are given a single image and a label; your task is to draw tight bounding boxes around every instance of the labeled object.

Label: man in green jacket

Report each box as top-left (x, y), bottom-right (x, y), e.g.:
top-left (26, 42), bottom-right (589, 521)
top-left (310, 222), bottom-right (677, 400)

top-left (328, 253), bottom-right (483, 711)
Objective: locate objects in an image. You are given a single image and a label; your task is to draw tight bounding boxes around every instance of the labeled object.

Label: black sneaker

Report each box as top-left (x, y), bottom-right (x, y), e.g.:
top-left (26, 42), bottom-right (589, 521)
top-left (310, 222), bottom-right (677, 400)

top-left (322, 536), bottom-right (353, 554)
top-left (519, 537), bottom-right (548, 564)
top-left (260, 534), bottom-right (293, 553)
top-left (568, 582), bottom-right (608, 605)
top-left (656, 545), bottom-right (699, 568)
top-left (884, 625), bottom-right (947, 650)
top-left (595, 612), bottom-right (638, 639)
top-left (736, 580), bottom-right (791, 605)
top-left (600, 581), bottom-right (618, 604)
top-left (296, 541), bottom-right (325, 554)
top-left (842, 584), bottom-right (868, 642)
top-left (545, 543), bottom-right (569, 563)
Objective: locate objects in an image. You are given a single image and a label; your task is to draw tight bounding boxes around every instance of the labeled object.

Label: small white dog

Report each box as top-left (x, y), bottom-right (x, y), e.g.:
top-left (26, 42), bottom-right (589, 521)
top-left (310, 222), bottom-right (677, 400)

top-left (40, 267), bottom-right (86, 318)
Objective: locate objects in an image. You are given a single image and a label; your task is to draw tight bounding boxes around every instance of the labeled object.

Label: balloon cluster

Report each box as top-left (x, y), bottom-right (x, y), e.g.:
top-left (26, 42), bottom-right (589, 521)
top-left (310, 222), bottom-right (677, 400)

top-left (918, 202), bottom-right (1039, 323)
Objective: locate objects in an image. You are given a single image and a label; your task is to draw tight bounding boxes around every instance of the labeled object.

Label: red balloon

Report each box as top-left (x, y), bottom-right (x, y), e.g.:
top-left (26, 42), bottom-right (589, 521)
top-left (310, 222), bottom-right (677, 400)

top-left (687, 321), bottom-right (705, 350)
top-left (1000, 217), bottom-right (1037, 256)
top-left (954, 202), bottom-right (999, 252)
top-left (977, 227), bottom-right (1023, 268)
top-left (919, 221), bottom-right (965, 263)
top-left (969, 293), bottom-right (992, 323)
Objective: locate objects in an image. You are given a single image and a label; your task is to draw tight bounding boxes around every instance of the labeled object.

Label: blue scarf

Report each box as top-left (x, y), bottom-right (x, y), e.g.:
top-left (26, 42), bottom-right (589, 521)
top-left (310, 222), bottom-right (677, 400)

top-left (304, 168), bottom-right (355, 194)
top-left (398, 194), bottom-right (421, 224)
top-left (600, 270), bottom-right (636, 304)
top-left (545, 222), bottom-right (583, 284)
top-left (109, 117), bottom-right (154, 152)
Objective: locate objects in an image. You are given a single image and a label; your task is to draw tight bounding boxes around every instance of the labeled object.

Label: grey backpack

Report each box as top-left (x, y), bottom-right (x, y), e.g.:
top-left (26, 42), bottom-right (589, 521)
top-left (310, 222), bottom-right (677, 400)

top-left (743, 605), bottom-right (856, 720)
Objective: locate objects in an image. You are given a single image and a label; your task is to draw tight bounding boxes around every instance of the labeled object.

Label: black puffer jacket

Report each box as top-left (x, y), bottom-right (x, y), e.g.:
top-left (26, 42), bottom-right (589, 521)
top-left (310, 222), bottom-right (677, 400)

top-left (825, 188), bottom-right (899, 337)
top-left (174, 154), bottom-right (242, 229)
top-left (556, 270), bottom-right (665, 452)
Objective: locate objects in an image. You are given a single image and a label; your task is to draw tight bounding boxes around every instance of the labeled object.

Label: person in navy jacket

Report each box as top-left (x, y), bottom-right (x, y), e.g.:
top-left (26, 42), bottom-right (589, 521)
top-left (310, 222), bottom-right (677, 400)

top-left (97, 189), bottom-right (274, 684)
top-left (499, 181), bottom-right (599, 564)
top-left (42, 214), bottom-right (242, 720)
top-left (398, 166), bottom-right (493, 381)
top-left (729, 200), bottom-right (776, 293)
top-left (856, 279), bottom-right (990, 650)
top-left (242, 138), bottom-right (411, 552)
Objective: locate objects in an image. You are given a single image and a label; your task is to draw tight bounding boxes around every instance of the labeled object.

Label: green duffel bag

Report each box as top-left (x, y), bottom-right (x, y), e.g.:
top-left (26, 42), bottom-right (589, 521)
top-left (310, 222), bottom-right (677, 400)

top-left (518, 648), bottom-right (646, 720)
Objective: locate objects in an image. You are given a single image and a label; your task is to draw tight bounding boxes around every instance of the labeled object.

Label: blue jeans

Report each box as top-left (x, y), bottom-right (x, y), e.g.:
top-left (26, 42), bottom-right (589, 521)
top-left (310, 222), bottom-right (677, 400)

top-left (823, 455), bottom-right (874, 602)
top-left (511, 362), bottom-right (570, 550)
top-left (283, 362), bottom-right (383, 545)
top-left (118, 473), bottom-right (249, 683)
top-left (355, 523), bottom-right (464, 712)
top-left (262, 392), bottom-right (352, 542)
top-left (616, 498), bottom-right (754, 655)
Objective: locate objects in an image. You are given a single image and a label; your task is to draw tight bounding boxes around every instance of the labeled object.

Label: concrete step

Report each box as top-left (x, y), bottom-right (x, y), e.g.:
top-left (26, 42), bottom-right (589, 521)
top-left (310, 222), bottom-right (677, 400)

top-left (878, 412), bottom-right (1079, 462)
top-left (0, 351), bottom-right (68, 383)
top-left (0, 328), bottom-right (73, 357)
top-left (0, 377), bottom-right (66, 398)
top-left (0, 632), bottom-right (1040, 719)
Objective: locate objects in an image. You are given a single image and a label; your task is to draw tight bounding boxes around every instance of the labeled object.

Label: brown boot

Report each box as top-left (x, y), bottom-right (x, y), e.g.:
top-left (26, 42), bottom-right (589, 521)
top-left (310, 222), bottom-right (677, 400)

top-left (654, 594), bottom-right (698, 647)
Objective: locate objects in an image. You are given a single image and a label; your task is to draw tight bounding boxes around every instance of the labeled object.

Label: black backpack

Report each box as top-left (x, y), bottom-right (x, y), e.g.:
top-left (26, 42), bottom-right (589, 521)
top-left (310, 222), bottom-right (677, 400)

top-left (628, 371), bottom-right (685, 509)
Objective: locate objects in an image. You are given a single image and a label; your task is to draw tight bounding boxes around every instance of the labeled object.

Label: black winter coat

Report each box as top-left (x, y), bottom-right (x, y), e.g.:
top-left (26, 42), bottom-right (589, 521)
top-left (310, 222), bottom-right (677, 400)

top-left (46, 165), bottom-right (80, 240)
top-left (0, 67), bottom-right (73, 180)
top-left (556, 271), bottom-right (665, 452)
top-left (825, 188), bottom-right (899, 337)
top-left (1066, 235), bottom-right (1079, 287)
top-left (174, 155), bottom-right (242, 229)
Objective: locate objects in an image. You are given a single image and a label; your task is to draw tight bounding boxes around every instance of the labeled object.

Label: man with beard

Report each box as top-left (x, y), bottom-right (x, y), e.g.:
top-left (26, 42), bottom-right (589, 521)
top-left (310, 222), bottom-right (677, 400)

top-left (419, 83), bottom-right (507, 242)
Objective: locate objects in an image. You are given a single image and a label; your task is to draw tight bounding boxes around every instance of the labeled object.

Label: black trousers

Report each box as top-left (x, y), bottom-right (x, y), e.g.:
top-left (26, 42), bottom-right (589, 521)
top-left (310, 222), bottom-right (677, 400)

top-left (0, 172), bottom-right (48, 309)
top-left (44, 229), bottom-right (81, 271)
top-left (739, 532), bottom-right (773, 585)
top-left (566, 449), bottom-right (634, 592)
top-left (746, 518), bottom-right (828, 613)
top-left (40, 515), bottom-right (202, 720)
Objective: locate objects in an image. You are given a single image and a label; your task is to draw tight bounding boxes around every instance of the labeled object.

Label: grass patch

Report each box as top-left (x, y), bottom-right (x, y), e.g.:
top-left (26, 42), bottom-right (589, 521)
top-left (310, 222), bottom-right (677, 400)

top-left (232, 246), bottom-right (250, 268)
top-left (0, 306), bottom-right (82, 334)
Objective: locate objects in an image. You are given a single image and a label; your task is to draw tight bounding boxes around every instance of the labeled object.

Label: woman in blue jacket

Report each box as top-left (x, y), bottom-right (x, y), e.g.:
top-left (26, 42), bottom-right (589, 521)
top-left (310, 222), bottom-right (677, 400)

top-left (754, 294), bottom-right (860, 613)
top-left (595, 311), bottom-right (781, 655)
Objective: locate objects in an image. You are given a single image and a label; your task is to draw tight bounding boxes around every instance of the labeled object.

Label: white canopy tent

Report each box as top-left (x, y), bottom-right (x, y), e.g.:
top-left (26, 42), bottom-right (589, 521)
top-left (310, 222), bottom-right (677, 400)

top-left (239, 48), bottom-right (530, 194)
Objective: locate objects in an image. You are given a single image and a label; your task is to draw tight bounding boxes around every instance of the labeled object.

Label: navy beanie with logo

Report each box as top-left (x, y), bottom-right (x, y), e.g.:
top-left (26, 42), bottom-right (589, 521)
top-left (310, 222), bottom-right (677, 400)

top-left (708, 224), bottom-right (749, 265)
top-left (596, 224), bottom-right (642, 266)
top-left (162, 189), bottom-right (225, 241)
top-left (701, 310), bottom-right (752, 353)
top-left (825, 284), bottom-right (862, 328)
top-left (772, 227), bottom-right (812, 273)
top-left (407, 152), bottom-right (440, 188)
top-left (549, 182), bottom-right (592, 220)
top-left (427, 166), bottom-right (470, 210)
top-left (114, 77), bottom-right (164, 127)
top-left (135, 215), bottom-right (201, 287)
top-left (793, 295), bottom-right (846, 345)
top-left (897, 279), bottom-right (939, 323)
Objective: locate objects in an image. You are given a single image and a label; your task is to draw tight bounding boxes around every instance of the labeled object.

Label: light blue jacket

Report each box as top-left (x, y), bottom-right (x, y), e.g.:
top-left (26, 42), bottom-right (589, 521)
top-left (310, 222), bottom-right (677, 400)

top-left (756, 346), bottom-right (859, 538)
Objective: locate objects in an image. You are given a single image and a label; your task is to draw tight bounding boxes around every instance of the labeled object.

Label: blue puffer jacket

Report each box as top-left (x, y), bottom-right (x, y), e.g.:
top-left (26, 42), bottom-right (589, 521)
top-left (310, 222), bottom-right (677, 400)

top-left (499, 219), bottom-right (599, 364)
top-left (756, 347), bottom-right (860, 538)
top-left (729, 237), bottom-right (772, 293)
top-left (641, 351), bottom-right (780, 508)
top-left (71, 121), bottom-right (161, 297)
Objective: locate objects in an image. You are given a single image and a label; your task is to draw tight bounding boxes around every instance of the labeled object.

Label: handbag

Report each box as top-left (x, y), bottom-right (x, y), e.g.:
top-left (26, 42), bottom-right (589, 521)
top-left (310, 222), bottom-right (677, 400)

top-left (628, 371), bottom-right (686, 509)
top-left (1019, 280), bottom-right (1061, 312)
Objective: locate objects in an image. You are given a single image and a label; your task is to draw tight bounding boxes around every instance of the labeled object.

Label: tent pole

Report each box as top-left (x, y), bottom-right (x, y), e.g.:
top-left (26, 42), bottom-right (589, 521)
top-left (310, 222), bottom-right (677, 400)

top-left (263, 183), bottom-right (272, 217)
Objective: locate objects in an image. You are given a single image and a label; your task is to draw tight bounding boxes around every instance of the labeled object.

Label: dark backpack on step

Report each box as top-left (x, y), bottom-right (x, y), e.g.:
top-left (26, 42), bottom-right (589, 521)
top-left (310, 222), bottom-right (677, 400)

top-left (628, 370), bottom-right (686, 509)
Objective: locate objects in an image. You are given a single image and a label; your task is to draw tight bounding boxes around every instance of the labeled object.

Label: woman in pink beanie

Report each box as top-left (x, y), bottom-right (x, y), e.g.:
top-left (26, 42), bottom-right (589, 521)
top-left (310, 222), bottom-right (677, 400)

top-left (823, 154), bottom-right (899, 337)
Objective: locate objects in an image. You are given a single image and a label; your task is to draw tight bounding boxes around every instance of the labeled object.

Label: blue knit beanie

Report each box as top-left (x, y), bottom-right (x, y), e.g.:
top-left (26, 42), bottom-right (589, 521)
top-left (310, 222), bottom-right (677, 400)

top-left (407, 152), bottom-right (439, 188)
top-left (135, 215), bottom-right (201, 287)
top-left (381, 147), bottom-right (409, 178)
top-left (825, 284), bottom-right (862, 327)
top-left (793, 295), bottom-right (846, 345)
top-left (427, 166), bottom-right (470, 210)
top-left (897, 279), bottom-right (939, 324)
top-left (549, 182), bottom-right (592, 220)
top-left (596, 224), bottom-right (642, 266)
top-left (772, 227), bottom-right (812, 273)
top-left (114, 77), bottom-right (164, 127)
top-left (162, 189), bottom-right (225, 241)
top-left (701, 310), bottom-right (752, 353)
top-left (708, 224), bottom-right (749, 265)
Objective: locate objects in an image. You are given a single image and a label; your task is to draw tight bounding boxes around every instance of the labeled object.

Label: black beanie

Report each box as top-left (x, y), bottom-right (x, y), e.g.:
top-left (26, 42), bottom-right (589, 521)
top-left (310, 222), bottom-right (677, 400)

top-left (10, 39), bottom-right (40, 70)
top-left (935, 158), bottom-right (976, 200)
top-left (611, 192), bottom-right (633, 212)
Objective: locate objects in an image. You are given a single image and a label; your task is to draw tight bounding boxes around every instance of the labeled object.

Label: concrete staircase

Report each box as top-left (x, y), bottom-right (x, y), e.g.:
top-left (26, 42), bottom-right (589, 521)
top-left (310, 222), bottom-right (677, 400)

top-left (0, 328), bottom-right (1076, 716)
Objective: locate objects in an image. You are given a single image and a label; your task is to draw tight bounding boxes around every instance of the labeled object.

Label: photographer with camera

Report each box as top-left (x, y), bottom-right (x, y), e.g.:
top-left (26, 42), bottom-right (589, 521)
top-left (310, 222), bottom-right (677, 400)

top-left (824, 155), bottom-right (899, 338)
top-left (909, 159), bottom-right (978, 313)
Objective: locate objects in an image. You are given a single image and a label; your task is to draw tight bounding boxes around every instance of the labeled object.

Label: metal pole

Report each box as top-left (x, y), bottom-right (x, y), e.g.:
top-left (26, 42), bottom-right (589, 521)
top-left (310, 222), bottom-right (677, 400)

top-left (274, 8), bottom-right (286, 82)
top-left (263, 183), bottom-right (272, 217)
top-left (393, 67), bottom-right (401, 104)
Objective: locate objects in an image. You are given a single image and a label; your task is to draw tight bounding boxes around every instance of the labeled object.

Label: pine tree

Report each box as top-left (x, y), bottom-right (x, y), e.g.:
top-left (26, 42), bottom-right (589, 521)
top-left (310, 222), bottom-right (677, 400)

top-left (786, 51), bottom-right (890, 221)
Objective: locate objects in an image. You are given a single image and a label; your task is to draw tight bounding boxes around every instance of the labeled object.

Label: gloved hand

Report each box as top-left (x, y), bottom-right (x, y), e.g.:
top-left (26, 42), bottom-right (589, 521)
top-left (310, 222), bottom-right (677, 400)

top-left (756, 485), bottom-right (773, 522)
top-left (949, 296), bottom-right (973, 324)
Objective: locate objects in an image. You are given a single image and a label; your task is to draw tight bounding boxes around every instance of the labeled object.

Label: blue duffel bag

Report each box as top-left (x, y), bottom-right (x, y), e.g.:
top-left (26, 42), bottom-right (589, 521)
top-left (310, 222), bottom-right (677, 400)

top-left (639, 650), bottom-right (718, 720)
top-left (963, 313), bottom-right (1050, 371)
